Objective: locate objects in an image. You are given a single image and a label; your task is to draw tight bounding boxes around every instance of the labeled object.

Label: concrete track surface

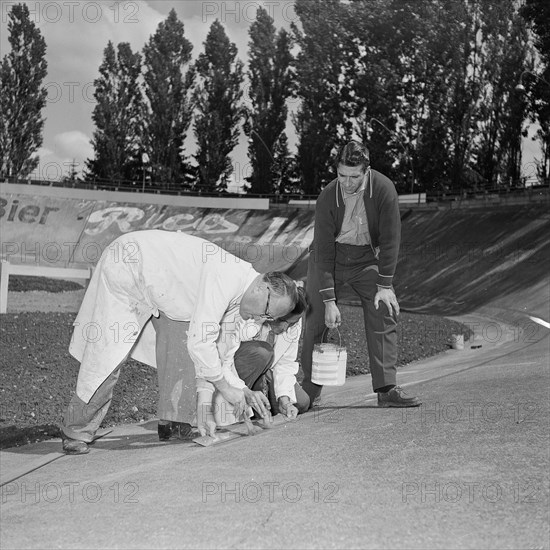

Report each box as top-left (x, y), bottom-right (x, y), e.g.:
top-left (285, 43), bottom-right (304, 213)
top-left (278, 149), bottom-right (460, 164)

top-left (1, 321), bottom-right (548, 549)
top-left (1, 201), bottom-right (549, 549)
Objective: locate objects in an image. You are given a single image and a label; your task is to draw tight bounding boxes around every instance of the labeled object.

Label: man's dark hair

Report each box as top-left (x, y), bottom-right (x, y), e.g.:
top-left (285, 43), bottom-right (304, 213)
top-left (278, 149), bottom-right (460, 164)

top-left (280, 286), bottom-right (309, 320)
top-left (336, 140), bottom-right (370, 170)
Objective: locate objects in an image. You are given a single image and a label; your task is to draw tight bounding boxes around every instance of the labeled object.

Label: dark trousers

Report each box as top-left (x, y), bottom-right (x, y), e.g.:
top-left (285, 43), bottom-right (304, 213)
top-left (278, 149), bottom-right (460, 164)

top-left (234, 341), bottom-right (310, 414)
top-left (301, 243), bottom-right (397, 404)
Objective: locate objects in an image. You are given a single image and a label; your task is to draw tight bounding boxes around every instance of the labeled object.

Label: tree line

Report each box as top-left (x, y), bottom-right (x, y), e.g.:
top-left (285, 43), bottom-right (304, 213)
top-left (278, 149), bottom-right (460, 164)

top-left (1, 0), bottom-right (549, 196)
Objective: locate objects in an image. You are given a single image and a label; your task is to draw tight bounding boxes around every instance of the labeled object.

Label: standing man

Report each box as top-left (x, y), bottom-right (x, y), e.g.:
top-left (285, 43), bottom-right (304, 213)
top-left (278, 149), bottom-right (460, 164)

top-left (301, 141), bottom-right (421, 408)
top-left (61, 229), bottom-right (298, 454)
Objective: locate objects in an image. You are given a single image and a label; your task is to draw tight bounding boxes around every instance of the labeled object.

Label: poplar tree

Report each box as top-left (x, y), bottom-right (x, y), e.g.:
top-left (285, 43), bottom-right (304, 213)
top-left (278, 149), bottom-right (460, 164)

top-left (292, 0), bottom-right (349, 195)
top-left (245, 7), bottom-right (294, 195)
top-left (194, 20), bottom-right (244, 192)
top-left (86, 41), bottom-right (143, 184)
top-left (0, 3), bottom-right (47, 180)
top-left (142, 9), bottom-right (195, 187)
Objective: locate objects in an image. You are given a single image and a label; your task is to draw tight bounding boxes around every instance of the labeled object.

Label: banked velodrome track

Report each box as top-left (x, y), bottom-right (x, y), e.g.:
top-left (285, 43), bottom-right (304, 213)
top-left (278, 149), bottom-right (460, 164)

top-left (1, 183), bottom-right (548, 325)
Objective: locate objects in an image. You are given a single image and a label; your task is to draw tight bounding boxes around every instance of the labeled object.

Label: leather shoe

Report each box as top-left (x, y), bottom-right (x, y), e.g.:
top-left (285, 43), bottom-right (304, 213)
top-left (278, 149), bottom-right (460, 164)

top-left (62, 436), bottom-right (90, 455)
top-left (158, 421), bottom-right (172, 441)
top-left (307, 395), bottom-right (322, 411)
top-left (377, 386), bottom-right (421, 408)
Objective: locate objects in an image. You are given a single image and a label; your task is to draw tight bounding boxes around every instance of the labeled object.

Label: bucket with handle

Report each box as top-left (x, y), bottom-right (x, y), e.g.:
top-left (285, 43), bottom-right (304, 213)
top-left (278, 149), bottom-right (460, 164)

top-left (311, 328), bottom-right (347, 386)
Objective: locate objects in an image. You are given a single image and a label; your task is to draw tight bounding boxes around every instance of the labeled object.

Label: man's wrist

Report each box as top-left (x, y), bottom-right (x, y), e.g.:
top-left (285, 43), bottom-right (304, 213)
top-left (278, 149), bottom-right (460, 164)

top-left (212, 378), bottom-right (231, 391)
top-left (278, 396), bottom-right (293, 412)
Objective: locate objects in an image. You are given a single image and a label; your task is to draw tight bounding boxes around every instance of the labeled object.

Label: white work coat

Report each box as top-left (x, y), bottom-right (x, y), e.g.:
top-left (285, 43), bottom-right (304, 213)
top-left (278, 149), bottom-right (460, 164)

top-left (70, 230), bottom-right (258, 402)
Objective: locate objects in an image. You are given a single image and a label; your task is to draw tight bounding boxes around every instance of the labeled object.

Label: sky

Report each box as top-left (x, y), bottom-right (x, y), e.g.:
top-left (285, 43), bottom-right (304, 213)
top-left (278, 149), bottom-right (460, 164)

top-left (0, 0), bottom-right (542, 190)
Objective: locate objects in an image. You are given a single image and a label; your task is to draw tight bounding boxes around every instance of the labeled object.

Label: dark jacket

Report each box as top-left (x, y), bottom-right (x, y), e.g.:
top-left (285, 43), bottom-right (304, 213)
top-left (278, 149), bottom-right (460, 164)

top-left (311, 169), bottom-right (401, 301)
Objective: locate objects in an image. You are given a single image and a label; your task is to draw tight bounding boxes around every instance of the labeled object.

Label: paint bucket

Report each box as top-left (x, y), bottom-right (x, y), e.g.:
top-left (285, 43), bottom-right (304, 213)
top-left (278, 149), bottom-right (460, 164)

top-left (451, 334), bottom-right (464, 350)
top-left (311, 328), bottom-right (347, 386)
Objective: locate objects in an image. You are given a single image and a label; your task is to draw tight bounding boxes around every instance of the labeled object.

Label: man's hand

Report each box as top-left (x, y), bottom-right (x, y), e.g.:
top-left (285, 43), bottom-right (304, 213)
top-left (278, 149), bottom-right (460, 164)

top-left (243, 387), bottom-right (272, 421)
top-left (374, 287), bottom-right (400, 318)
top-left (324, 300), bottom-right (341, 329)
top-left (278, 396), bottom-right (298, 420)
top-left (213, 378), bottom-right (247, 418)
top-left (196, 391), bottom-right (217, 437)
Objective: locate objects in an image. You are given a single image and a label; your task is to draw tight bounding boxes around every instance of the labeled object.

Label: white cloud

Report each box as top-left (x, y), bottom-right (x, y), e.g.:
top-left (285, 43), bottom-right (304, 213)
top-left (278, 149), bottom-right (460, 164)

top-left (36, 146), bottom-right (53, 158)
top-left (54, 131), bottom-right (93, 160)
top-left (29, 132), bottom-right (93, 180)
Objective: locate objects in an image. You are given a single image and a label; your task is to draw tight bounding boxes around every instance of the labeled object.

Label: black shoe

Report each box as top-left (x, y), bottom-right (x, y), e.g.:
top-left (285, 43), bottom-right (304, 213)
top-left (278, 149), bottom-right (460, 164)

top-left (62, 436), bottom-right (90, 455)
top-left (158, 421), bottom-right (172, 441)
top-left (377, 386), bottom-right (421, 408)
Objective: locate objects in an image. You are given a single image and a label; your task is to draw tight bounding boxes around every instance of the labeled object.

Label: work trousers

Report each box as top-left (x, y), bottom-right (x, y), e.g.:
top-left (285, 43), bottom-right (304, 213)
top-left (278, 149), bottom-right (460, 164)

top-left (62, 313), bottom-right (195, 442)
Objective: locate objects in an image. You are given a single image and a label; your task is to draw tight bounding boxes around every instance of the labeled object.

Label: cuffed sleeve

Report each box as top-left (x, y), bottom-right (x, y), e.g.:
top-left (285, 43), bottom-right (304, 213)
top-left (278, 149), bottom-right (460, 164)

top-left (311, 182), bottom-right (339, 301)
top-left (319, 288), bottom-right (336, 302)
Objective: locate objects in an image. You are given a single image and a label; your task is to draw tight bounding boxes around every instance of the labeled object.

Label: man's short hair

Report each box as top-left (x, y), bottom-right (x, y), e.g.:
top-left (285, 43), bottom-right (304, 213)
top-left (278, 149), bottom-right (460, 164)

top-left (281, 286), bottom-right (309, 320)
top-left (336, 140), bottom-right (370, 171)
top-left (263, 272), bottom-right (299, 305)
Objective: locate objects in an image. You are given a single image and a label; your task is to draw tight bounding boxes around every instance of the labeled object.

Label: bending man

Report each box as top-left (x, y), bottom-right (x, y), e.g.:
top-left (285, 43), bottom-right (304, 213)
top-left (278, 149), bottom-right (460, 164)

top-left (61, 229), bottom-right (298, 454)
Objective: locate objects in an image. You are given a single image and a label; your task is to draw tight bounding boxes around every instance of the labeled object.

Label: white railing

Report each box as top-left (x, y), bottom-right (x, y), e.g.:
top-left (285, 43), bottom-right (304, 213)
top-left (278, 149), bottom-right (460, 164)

top-left (0, 261), bottom-right (92, 314)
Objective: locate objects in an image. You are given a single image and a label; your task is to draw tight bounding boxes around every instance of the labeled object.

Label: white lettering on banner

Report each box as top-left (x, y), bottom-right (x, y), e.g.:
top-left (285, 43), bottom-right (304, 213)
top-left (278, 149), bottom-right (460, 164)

top-left (84, 207), bottom-right (241, 236)
top-left (278, 217), bottom-right (301, 243)
top-left (160, 213), bottom-right (196, 232)
top-left (141, 211), bottom-right (168, 230)
top-left (85, 207), bottom-right (145, 235)
top-left (194, 213), bottom-right (239, 234)
top-left (256, 218), bottom-right (287, 245)
top-left (81, 206), bottom-right (313, 248)
top-left (294, 226), bottom-right (315, 249)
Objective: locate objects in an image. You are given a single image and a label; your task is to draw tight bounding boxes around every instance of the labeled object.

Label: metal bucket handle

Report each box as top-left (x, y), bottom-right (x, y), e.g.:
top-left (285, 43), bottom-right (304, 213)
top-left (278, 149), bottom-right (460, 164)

top-left (320, 326), bottom-right (344, 357)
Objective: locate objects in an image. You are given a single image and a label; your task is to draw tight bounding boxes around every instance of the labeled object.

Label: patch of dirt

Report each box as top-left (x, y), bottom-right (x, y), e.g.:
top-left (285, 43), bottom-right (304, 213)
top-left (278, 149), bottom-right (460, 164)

top-left (8, 275), bottom-right (84, 293)
top-left (6, 290), bottom-right (86, 313)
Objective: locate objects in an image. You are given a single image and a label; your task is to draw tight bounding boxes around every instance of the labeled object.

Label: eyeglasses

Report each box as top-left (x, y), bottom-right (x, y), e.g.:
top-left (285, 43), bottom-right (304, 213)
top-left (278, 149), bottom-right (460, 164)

top-left (260, 286), bottom-right (274, 321)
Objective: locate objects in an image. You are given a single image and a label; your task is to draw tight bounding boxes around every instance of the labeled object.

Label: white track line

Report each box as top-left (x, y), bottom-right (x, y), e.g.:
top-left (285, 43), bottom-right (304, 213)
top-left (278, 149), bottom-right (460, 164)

top-left (528, 315), bottom-right (550, 330)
